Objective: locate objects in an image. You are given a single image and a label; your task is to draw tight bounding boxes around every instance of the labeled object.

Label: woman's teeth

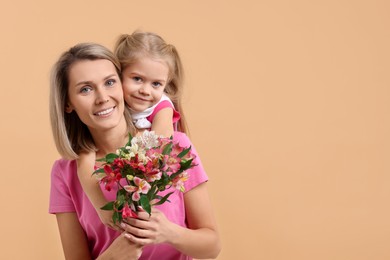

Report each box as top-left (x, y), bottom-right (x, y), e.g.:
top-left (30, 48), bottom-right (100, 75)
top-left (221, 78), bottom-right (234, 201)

top-left (95, 107), bottom-right (114, 116)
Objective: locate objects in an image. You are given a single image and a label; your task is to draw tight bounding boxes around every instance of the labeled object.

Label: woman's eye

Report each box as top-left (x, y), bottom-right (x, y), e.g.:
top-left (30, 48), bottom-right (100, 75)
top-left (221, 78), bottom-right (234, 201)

top-left (106, 79), bottom-right (116, 87)
top-left (80, 86), bottom-right (92, 93)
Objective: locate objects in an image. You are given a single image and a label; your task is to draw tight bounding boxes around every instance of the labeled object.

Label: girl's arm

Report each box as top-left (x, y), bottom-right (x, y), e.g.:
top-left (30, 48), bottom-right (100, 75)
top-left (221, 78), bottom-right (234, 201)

top-left (122, 182), bottom-right (221, 259)
top-left (77, 152), bottom-right (117, 230)
top-left (56, 212), bottom-right (143, 260)
top-left (150, 107), bottom-right (174, 137)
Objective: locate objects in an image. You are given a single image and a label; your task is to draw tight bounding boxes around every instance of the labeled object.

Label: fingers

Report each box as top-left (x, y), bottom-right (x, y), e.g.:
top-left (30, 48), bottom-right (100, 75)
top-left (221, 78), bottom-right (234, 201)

top-left (124, 232), bottom-right (151, 246)
top-left (120, 222), bottom-right (153, 246)
top-left (121, 222), bottom-right (149, 238)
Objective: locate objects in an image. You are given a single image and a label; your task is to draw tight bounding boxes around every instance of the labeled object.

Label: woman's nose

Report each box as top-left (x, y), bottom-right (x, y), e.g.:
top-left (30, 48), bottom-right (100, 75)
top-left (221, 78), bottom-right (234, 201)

top-left (95, 89), bottom-right (109, 104)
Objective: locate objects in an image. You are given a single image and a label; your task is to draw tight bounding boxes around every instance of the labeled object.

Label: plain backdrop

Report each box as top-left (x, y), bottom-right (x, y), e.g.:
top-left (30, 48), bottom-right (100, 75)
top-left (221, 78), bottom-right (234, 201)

top-left (0, 0), bottom-right (389, 259)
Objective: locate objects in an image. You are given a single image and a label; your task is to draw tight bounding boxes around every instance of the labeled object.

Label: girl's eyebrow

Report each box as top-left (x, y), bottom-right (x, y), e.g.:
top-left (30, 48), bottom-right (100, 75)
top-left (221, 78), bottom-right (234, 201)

top-left (129, 71), bottom-right (166, 83)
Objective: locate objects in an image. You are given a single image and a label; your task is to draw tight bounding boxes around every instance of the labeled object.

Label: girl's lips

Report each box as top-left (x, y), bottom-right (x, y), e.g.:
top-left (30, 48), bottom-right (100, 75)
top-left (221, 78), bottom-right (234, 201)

top-left (133, 96), bottom-right (151, 102)
top-left (94, 106), bottom-right (115, 116)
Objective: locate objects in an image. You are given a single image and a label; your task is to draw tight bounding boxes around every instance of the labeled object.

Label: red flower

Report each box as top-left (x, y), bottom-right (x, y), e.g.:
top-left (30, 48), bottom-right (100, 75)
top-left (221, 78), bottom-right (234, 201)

top-left (101, 165), bottom-right (121, 191)
top-left (122, 203), bottom-right (138, 219)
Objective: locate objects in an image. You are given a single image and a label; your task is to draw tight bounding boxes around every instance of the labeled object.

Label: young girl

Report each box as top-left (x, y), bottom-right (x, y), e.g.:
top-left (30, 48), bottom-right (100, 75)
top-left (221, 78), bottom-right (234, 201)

top-left (78, 31), bottom-right (190, 230)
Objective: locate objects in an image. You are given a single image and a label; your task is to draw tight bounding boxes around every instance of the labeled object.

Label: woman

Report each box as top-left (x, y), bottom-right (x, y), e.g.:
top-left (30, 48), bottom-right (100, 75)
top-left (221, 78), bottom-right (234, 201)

top-left (49, 42), bottom-right (221, 259)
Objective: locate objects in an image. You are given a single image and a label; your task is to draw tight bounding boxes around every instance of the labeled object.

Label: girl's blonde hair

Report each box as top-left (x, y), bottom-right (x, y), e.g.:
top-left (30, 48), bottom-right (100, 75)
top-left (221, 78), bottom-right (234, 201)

top-left (114, 31), bottom-right (189, 134)
top-left (50, 42), bottom-right (135, 160)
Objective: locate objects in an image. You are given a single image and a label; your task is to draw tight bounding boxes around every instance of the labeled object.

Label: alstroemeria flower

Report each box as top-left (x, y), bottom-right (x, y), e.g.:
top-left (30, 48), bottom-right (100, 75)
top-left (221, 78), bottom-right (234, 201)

top-left (163, 154), bottom-right (181, 173)
top-left (144, 160), bottom-right (162, 182)
top-left (124, 177), bottom-right (151, 201)
top-left (100, 165), bottom-right (122, 191)
top-left (122, 203), bottom-right (138, 219)
top-left (93, 130), bottom-right (195, 225)
top-left (171, 172), bottom-right (189, 192)
top-left (131, 130), bottom-right (160, 149)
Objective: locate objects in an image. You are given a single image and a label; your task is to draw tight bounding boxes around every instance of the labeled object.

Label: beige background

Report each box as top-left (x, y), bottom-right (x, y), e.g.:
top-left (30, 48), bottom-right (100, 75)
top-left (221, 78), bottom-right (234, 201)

top-left (0, 0), bottom-right (389, 259)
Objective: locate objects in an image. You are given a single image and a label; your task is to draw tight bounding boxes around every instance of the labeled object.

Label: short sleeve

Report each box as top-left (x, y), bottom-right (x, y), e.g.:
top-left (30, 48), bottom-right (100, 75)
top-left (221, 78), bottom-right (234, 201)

top-left (147, 100), bottom-right (181, 125)
top-left (49, 160), bottom-right (76, 214)
top-left (173, 132), bottom-right (209, 192)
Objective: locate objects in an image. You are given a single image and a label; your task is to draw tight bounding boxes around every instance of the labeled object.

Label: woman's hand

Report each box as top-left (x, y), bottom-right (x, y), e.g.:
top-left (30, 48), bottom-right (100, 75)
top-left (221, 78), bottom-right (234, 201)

top-left (121, 208), bottom-right (175, 246)
top-left (97, 231), bottom-right (143, 260)
top-left (95, 208), bottom-right (123, 232)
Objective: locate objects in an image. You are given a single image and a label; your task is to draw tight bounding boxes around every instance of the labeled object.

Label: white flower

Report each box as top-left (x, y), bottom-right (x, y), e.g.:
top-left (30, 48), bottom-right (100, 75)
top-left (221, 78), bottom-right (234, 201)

top-left (126, 143), bottom-right (139, 158)
top-left (131, 130), bottom-right (160, 150)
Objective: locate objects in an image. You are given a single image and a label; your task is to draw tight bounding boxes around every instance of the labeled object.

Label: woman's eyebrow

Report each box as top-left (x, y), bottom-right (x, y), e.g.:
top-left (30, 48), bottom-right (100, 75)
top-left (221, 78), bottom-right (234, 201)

top-left (75, 80), bottom-right (92, 87)
top-left (75, 74), bottom-right (118, 86)
top-left (104, 74), bottom-right (118, 80)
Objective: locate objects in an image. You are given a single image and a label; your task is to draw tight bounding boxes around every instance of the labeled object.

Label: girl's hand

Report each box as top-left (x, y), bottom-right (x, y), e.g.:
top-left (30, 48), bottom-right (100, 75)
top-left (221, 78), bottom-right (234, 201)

top-left (121, 208), bottom-right (175, 246)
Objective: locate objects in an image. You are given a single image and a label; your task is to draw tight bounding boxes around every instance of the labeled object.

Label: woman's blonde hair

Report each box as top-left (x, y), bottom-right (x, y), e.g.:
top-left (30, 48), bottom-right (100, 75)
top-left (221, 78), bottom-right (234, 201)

top-left (50, 42), bottom-right (135, 160)
top-left (114, 31), bottom-right (189, 134)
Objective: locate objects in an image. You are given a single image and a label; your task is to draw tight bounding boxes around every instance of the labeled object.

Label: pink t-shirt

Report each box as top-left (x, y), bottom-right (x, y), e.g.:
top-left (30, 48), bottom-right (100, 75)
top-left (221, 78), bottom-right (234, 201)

top-left (49, 132), bottom-right (208, 259)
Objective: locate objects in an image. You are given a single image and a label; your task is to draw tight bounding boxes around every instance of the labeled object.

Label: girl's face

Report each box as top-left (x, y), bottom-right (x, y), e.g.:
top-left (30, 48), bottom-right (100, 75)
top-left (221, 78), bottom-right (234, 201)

top-left (66, 59), bottom-right (125, 133)
top-left (121, 56), bottom-right (169, 112)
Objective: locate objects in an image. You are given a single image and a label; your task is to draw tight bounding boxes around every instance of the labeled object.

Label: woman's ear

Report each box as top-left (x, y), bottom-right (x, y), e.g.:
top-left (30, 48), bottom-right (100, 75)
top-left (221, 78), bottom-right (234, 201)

top-left (65, 103), bottom-right (74, 113)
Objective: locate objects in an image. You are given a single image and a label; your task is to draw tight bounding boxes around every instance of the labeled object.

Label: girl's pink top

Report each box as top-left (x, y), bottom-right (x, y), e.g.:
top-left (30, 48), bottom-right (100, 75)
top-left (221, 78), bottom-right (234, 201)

top-left (49, 132), bottom-right (208, 259)
top-left (147, 100), bottom-right (181, 127)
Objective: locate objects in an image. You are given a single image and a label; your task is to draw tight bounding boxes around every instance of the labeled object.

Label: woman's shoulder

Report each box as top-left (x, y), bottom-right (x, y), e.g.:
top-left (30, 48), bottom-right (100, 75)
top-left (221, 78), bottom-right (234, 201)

top-left (172, 131), bottom-right (192, 146)
top-left (51, 158), bottom-right (77, 176)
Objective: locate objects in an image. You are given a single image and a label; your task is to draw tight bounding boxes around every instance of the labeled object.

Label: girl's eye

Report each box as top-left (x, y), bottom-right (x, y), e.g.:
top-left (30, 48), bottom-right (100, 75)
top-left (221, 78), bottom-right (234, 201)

top-left (80, 86), bottom-right (92, 93)
top-left (106, 79), bottom-right (116, 87)
top-left (152, 82), bottom-right (162, 88)
top-left (133, 76), bottom-right (142, 82)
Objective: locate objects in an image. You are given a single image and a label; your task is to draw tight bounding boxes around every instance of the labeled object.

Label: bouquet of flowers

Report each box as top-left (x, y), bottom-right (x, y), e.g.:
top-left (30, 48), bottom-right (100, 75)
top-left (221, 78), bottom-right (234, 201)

top-left (93, 131), bottom-right (196, 224)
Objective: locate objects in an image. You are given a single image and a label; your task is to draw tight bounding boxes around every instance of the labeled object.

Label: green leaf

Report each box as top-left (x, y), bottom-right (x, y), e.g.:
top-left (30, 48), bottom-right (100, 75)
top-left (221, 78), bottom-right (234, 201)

top-left (140, 195), bottom-right (151, 215)
top-left (126, 133), bottom-right (133, 147)
top-left (100, 201), bottom-right (114, 210)
top-left (92, 168), bottom-right (105, 176)
top-left (147, 186), bottom-right (157, 200)
top-left (162, 142), bottom-right (173, 155)
top-left (113, 210), bottom-right (121, 224)
top-left (105, 153), bottom-right (119, 163)
top-left (177, 146), bottom-right (191, 158)
top-left (153, 192), bottom-right (174, 206)
top-left (180, 158), bottom-right (194, 170)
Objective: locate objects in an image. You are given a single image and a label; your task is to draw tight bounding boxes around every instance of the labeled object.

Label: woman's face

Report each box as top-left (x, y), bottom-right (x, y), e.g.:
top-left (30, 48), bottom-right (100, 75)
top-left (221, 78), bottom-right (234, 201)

top-left (66, 59), bottom-right (125, 133)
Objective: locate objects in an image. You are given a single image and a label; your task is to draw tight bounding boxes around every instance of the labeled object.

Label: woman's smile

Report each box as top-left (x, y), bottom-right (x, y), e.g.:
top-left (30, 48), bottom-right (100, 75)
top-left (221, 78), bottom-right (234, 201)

top-left (94, 106), bottom-right (115, 117)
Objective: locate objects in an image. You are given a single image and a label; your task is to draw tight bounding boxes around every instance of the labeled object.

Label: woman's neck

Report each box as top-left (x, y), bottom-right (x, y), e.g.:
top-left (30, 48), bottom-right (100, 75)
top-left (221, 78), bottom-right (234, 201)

top-left (89, 120), bottom-right (129, 158)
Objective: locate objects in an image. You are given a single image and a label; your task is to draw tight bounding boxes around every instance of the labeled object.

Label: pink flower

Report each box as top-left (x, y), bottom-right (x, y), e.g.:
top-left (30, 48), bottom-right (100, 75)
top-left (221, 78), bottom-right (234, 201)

top-left (146, 148), bottom-right (163, 160)
top-left (172, 143), bottom-right (195, 161)
top-left (122, 203), bottom-right (138, 219)
top-left (163, 154), bottom-right (181, 173)
top-left (171, 172), bottom-right (189, 192)
top-left (171, 142), bottom-right (184, 156)
top-left (124, 177), bottom-right (151, 201)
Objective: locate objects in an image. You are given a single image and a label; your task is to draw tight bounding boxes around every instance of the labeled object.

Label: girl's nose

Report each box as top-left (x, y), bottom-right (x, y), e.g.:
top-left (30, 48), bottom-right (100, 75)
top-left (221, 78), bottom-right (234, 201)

top-left (139, 84), bottom-right (150, 95)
